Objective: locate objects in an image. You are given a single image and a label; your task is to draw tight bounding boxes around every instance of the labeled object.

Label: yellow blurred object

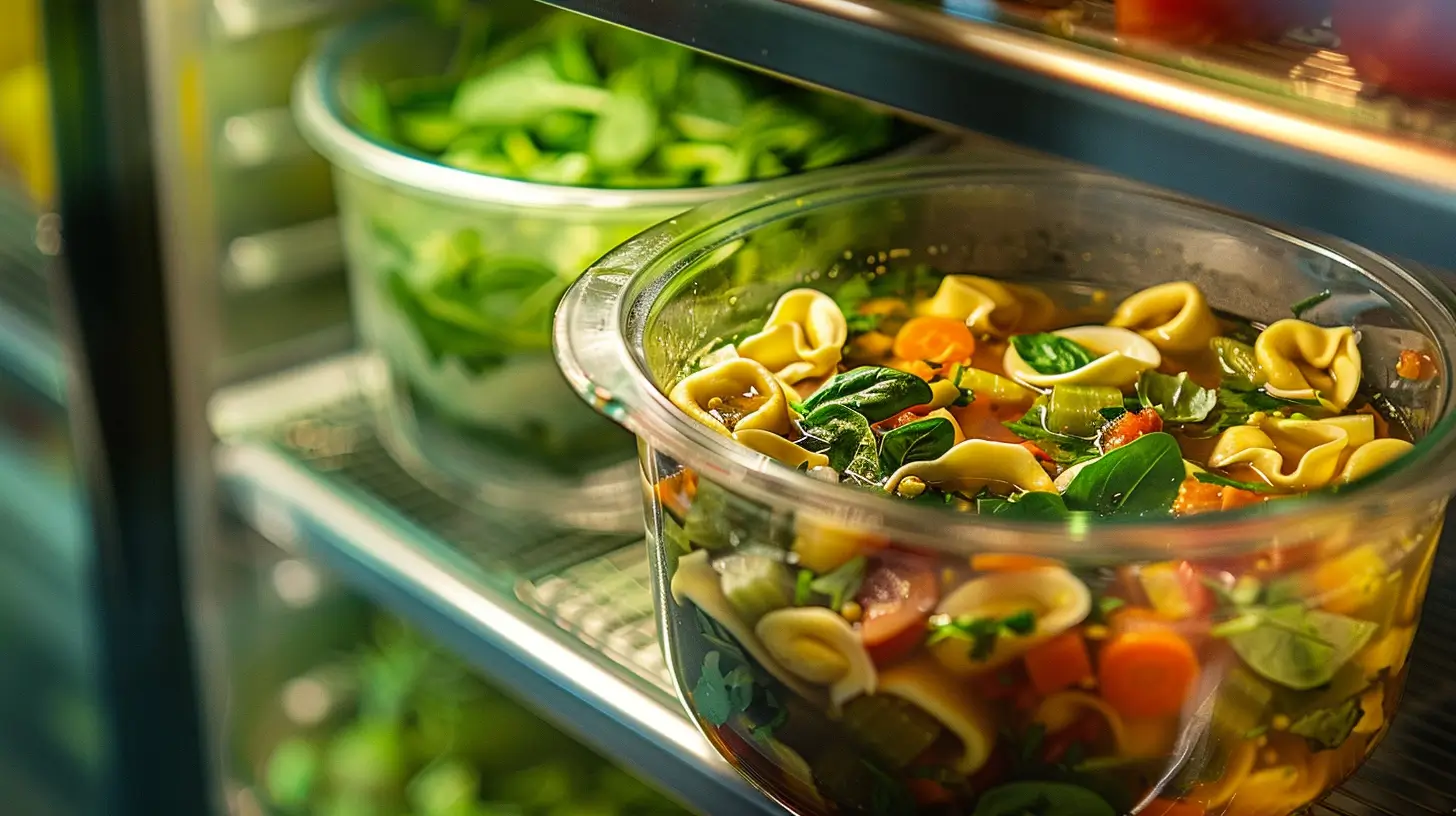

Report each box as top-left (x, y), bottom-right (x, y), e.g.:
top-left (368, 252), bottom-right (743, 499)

top-left (0, 61), bottom-right (56, 206)
top-left (0, 0), bottom-right (39, 75)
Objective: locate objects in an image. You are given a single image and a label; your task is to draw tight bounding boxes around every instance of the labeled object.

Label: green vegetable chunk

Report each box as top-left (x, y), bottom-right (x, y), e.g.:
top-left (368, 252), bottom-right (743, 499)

top-left (718, 553), bottom-right (793, 624)
top-left (1136, 370), bottom-right (1218, 424)
top-left (1003, 399), bottom-right (1100, 465)
top-left (972, 782), bottom-right (1116, 816)
top-left (1210, 337), bottom-right (1265, 391)
top-left (1062, 432), bottom-right (1185, 518)
top-left (265, 738), bottom-right (320, 808)
top-left (840, 695), bottom-right (944, 768)
top-left (1289, 697), bottom-right (1364, 751)
top-left (800, 366), bottom-right (933, 423)
top-left (1010, 333), bottom-right (1098, 376)
top-left (1047, 385), bottom-right (1122, 436)
top-left (879, 416), bottom-right (956, 473)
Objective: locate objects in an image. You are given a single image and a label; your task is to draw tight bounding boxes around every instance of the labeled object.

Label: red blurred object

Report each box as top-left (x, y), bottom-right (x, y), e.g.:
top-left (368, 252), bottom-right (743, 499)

top-left (857, 554), bottom-right (940, 665)
top-left (1118, 0), bottom-right (1328, 44)
top-left (1335, 0), bottom-right (1456, 99)
top-left (1101, 408), bottom-right (1162, 451)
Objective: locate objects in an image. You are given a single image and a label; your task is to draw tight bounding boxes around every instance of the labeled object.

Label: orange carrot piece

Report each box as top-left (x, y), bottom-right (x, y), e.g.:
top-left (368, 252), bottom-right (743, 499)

top-left (1397, 348), bottom-right (1436, 381)
top-left (892, 316), bottom-right (976, 365)
top-left (1140, 798), bottom-right (1207, 816)
top-left (655, 469), bottom-right (697, 519)
top-left (1173, 479), bottom-right (1224, 516)
top-left (1097, 630), bottom-right (1201, 718)
top-left (971, 553), bottom-right (1064, 573)
top-left (1220, 486), bottom-right (1266, 511)
top-left (890, 358), bottom-right (938, 382)
top-left (1024, 631), bottom-right (1094, 696)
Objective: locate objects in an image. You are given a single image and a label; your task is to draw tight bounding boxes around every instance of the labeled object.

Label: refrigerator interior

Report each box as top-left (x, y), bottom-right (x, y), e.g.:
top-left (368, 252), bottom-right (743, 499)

top-left (10, 0), bottom-right (1456, 814)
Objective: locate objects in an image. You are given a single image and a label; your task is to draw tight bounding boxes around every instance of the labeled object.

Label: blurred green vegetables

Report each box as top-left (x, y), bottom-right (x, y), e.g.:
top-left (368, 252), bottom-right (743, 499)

top-left (355, 5), bottom-right (906, 189)
top-left (260, 615), bottom-right (688, 816)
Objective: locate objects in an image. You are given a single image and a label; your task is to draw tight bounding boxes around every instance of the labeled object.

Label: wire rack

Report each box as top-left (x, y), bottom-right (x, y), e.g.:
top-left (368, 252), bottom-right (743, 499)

top-left (219, 355), bottom-right (1456, 815)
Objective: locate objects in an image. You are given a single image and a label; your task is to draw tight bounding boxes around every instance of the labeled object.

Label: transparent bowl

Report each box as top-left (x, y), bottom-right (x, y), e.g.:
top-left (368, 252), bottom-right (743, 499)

top-left (293, 10), bottom-right (946, 526)
top-left (555, 160), bottom-right (1456, 815)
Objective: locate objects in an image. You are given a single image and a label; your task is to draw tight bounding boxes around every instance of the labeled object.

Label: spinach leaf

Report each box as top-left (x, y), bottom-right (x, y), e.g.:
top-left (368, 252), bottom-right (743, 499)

top-left (808, 556), bottom-right (867, 610)
top-left (1003, 400), bottom-right (1100, 465)
top-left (1194, 470), bottom-right (1277, 494)
top-left (800, 366), bottom-right (933, 423)
top-left (1289, 697), bottom-right (1363, 751)
top-left (1137, 370), bottom-right (1217, 423)
top-left (1062, 432), bottom-right (1184, 518)
top-left (1010, 333), bottom-right (1098, 376)
top-left (684, 478), bottom-right (794, 551)
top-left (977, 491), bottom-right (1072, 521)
top-left (1226, 605), bottom-right (1377, 690)
top-left (972, 782), bottom-right (1116, 816)
top-left (798, 404), bottom-right (881, 483)
top-left (879, 417), bottom-right (956, 473)
top-left (1202, 386), bottom-right (1324, 435)
top-left (692, 652), bottom-right (735, 726)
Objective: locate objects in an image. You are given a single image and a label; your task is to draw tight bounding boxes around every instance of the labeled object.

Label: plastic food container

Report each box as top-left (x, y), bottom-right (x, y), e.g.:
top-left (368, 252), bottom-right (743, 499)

top-left (293, 12), bottom-right (944, 522)
top-left (555, 160), bottom-right (1456, 815)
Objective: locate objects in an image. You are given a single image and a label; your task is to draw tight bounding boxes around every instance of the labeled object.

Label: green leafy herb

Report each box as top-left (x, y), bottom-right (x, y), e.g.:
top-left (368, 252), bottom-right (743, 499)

top-left (1136, 370), bottom-right (1218, 423)
top-left (1004, 400), bottom-right (1100, 465)
top-left (800, 366), bottom-right (933, 423)
top-left (1291, 289), bottom-right (1333, 318)
top-left (879, 416), bottom-right (956, 472)
top-left (1010, 333), bottom-right (1098, 376)
top-left (977, 491), bottom-right (1072, 521)
top-left (798, 404), bottom-right (881, 483)
top-left (971, 782), bottom-right (1116, 816)
top-left (928, 610), bottom-right (1039, 661)
top-left (1223, 604), bottom-right (1378, 690)
top-left (1062, 432), bottom-right (1185, 518)
top-left (1194, 470), bottom-right (1277, 494)
top-left (1289, 697), bottom-right (1363, 751)
top-left (809, 557), bottom-right (867, 610)
top-left (1203, 386), bottom-right (1288, 434)
top-left (1088, 595), bottom-right (1126, 625)
top-left (693, 652), bottom-right (735, 726)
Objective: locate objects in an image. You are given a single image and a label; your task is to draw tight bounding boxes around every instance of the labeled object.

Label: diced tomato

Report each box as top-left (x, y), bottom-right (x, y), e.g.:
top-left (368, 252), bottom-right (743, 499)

top-left (971, 666), bottom-right (1030, 702)
top-left (906, 778), bottom-right (954, 806)
top-left (1397, 348), bottom-right (1437, 381)
top-left (1102, 409), bottom-right (1163, 451)
top-left (1119, 0), bottom-right (1327, 44)
top-left (1041, 712), bottom-right (1108, 765)
top-left (875, 405), bottom-right (934, 432)
top-left (1336, 0), bottom-right (1456, 99)
top-left (857, 553), bottom-right (940, 665)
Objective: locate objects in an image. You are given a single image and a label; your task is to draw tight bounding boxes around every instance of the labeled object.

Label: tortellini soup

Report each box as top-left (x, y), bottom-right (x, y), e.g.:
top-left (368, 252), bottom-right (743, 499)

top-left (657, 273), bottom-right (1437, 815)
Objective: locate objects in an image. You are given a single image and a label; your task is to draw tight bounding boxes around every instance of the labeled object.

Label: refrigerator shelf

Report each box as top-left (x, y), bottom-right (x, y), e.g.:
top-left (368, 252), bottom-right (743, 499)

top-left (542, 0), bottom-right (1456, 268)
top-left (215, 354), bottom-right (1456, 816)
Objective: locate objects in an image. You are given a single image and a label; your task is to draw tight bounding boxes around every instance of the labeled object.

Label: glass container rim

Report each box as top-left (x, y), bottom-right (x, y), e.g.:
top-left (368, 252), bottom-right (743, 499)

top-left (560, 159), bottom-right (1456, 559)
top-left (291, 9), bottom-right (953, 211)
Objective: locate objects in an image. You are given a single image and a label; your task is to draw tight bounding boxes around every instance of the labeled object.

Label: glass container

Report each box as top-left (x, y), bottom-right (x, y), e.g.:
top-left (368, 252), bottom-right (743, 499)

top-left (293, 11), bottom-right (945, 527)
top-left (555, 160), bottom-right (1456, 815)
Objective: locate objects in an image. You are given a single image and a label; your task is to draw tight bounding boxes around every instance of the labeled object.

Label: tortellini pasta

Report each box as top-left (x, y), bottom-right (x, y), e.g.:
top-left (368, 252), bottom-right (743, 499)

top-left (884, 439), bottom-right (1055, 496)
top-left (1208, 412), bottom-right (1411, 491)
top-left (917, 275), bottom-right (1055, 338)
top-left (670, 551), bottom-right (825, 705)
top-left (1254, 319), bottom-right (1363, 410)
top-left (669, 358), bottom-right (792, 437)
top-left (732, 429), bottom-right (831, 471)
top-left (1001, 326), bottom-right (1162, 389)
top-left (737, 289), bottom-right (848, 385)
top-left (876, 656), bottom-right (998, 774)
top-left (929, 567), bottom-right (1091, 676)
top-left (1032, 693), bottom-right (1128, 755)
top-left (756, 607), bottom-right (876, 711)
top-left (792, 514), bottom-right (888, 573)
top-left (1108, 281), bottom-right (1221, 354)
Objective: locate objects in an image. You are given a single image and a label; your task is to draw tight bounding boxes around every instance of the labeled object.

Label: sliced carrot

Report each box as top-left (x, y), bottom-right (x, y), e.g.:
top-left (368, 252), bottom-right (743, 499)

top-left (1020, 440), bottom-right (1052, 462)
top-left (655, 469), bottom-right (698, 520)
top-left (892, 316), bottom-right (976, 366)
top-left (1220, 486), bottom-right (1267, 511)
top-left (1397, 348), bottom-right (1436, 381)
top-left (905, 778), bottom-right (954, 806)
top-left (1140, 798), bottom-right (1207, 816)
top-left (890, 358), bottom-right (938, 382)
top-left (1102, 408), bottom-right (1163, 450)
top-left (971, 553), bottom-right (1063, 573)
top-left (1173, 479), bottom-right (1224, 516)
top-left (1098, 630), bottom-right (1201, 718)
top-left (1024, 631), bottom-right (1094, 696)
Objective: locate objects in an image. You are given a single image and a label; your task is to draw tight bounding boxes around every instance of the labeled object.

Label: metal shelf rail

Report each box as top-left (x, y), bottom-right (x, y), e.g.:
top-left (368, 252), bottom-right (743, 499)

top-left (540, 0), bottom-right (1456, 270)
top-left (216, 355), bottom-right (1456, 816)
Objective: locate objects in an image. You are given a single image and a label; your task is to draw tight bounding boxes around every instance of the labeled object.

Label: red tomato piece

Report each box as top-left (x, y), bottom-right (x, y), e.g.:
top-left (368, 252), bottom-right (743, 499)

top-left (1102, 408), bottom-right (1163, 451)
top-left (857, 553), bottom-right (940, 665)
top-left (1336, 0), bottom-right (1456, 99)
